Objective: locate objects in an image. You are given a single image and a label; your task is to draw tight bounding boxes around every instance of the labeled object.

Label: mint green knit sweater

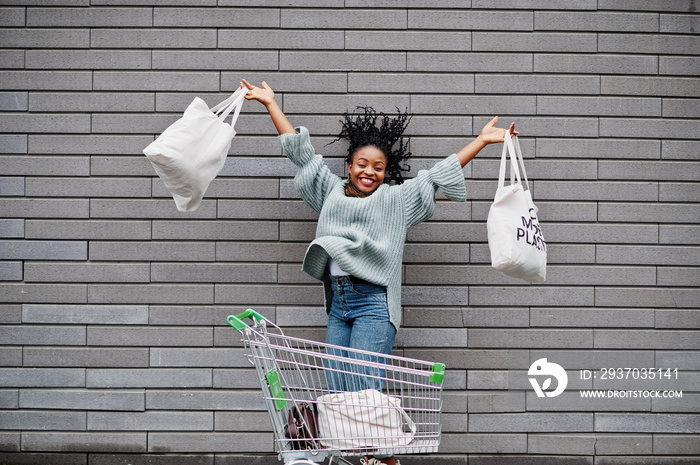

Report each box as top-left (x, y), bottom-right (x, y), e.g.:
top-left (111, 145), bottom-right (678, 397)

top-left (279, 127), bottom-right (467, 330)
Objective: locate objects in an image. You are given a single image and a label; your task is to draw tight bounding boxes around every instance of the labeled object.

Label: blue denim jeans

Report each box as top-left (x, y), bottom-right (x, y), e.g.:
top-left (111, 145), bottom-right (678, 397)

top-left (324, 276), bottom-right (396, 393)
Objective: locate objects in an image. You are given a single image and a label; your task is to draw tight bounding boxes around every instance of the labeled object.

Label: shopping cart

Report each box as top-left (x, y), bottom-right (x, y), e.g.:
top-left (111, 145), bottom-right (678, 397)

top-left (227, 309), bottom-right (446, 465)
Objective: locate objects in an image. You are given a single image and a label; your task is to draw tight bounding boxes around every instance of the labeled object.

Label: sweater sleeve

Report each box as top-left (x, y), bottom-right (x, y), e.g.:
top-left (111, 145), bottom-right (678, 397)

top-left (401, 153), bottom-right (467, 228)
top-left (279, 126), bottom-right (341, 213)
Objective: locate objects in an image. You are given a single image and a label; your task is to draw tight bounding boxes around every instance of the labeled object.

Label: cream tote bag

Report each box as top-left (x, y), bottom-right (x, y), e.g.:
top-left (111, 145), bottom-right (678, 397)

top-left (143, 86), bottom-right (247, 212)
top-left (487, 132), bottom-right (547, 283)
top-left (316, 389), bottom-right (416, 450)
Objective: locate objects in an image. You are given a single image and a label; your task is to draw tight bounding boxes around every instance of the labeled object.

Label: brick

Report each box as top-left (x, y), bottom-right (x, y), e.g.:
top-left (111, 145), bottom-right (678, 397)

top-left (0, 177), bottom-right (23, 196)
top-left (218, 200), bottom-right (318, 220)
top-left (89, 200), bottom-right (217, 219)
top-left (23, 432), bottom-right (146, 453)
top-left (395, 328), bottom-right (467, 347)
top-left (473, 159), bottom-right (598, 180)
top-left (0, 347), bottom-right (21, 367)
top-left (90, 455), bottom-right (214, 465)
top-left (594, 434), bottom-right (654, 455)
top-left (469, 329), bottom-right (593, 349)
top-left (88, 327), bottom-right (212, 347)
top-left (23, 304), bottom-right (148, 324)
top-left (544, 222), bottom-right (659, 244)
top-left (0, 306), bottom-right (20, 324)
top-left (347, 0), bottom-right (460, 5)
top-left (29, 93), bottom-right (154, 112)
top-left (0, 199), bottom-right (89, 218)
top-left (657, 267), bottom-right (700, 286)
top-left (660, 183), bottom-right (700, 202)
top-left (537, 138), bottom-right (660, 159)
top-left (599, 33), bottom-right (700, 55)
top-left (92, 0), bottom-right (215, 3)
top-left (27, 7), bottom-right (152, 26)
top-left (660, 225), bottom-right (700, 245)
top-left (0, 92), bottom-right (27, 111)
top-left (0, 7), bottom-right (24, 26)
top-left (663, 140), bottom-right (700, 160)
top-left (595, 329), bottom-right (700, 349)
top-left (25, 177), bottom-right (151, 198)
top-left (150, 348), bottom-right (247, 368)
top-left (529, 349), bottom-right (655, 370)
top-left (215, 412), bottom-right (270, 432)
top-left (88, 412), bottom-right (212, 431)
top-left (0, 28), bottom-right (89, 48)
top-left (0, 71), bottom-right (93, 90)
top-left (0, 262), bottom-right (20, 281)
top-left (152, 220), bottom-right (277, 241)
top-left (654, 435), bottom-right (700, 455)
top-left (23, 347), bottom-right (148, 368)
top-left (215, 284), bottom-right (323, 305)
top-left (476, 75), bottom-right (599, 96)
top-left (467, 392), bottom-right (526, 413)
top-left (601, 77), bottom-right (700, 97)
top-left (534, 53), bottom-right (658, 75)
top-left (20, 389), bottom-right (145, 411)
top-left (87, 369), bottom-right (211, 389)
top-left (471, 243), bottom-right (596, 266)
top-left (148, 432), bottom-right (272, 453)
top-left (537, 96), bottom-right (660, 117)
top-left (407, 222), bottom-right (483, 243)
top-left (146, 390), bottom-right (264, 411)
top-left (596, 414), bottom-right (700, 433)
top-left (535, 11), bottom-right (657, 31)
top-left (473, 0), bottom-right (597, 7)
top-left (349, 73), bottom-right (474, 94)
top-left (281, 51), bottom-right (406, 72)
top-left (0, 135), bottom-right (27, 154)
top-left (597, 288), bottom-right (700, 309)
top-left (88, 284), bottom-right (214, 305)
top-left (531, 308), bottom-right (655, 328)
top-left (0, 219), bottom-right (23, 238)
top-left (0, 431), bottom-right (19, 451)
top-left (0, 411), bottom-right (85, 431)
top-left (151, 263), bottom-right (276, 283)
top-left (154, 7), bottom-right (276, 27)
top-left (25, 220), bottom-right (151, 240)
top-left (284, 8), bottom-right (406, 29)
top-left (29, 134), bottom-right (154, 154)
top-left (660, 57), bottom-right (700, 76)
top-left (528, 434), bottom-right (597, 455)
top-left (661, 13), bottom-right (700, 32)
top-left (411, 10), bottom-right (532, 30)
top-left (218, 157), bottom-right (339, 178)
top-left (345, 31), bottom-right (471, 51)
top-left (0, 113), bottom-right (90, 134)
top-left (25, 50), bottom-right (151, 70)
top-left (151, 305), bottom-right (274, 327)
top-left (535, 181), bottom-right (658, 202)
top-left (440, 434), bottom-right (527, 455)
top-left (656, 310), bottom-right (700, 329)
top-left (598, 0), bottom-right (700, 11)
top-left (213, 369), bottom-right (269, 389)
top-left (152, 50), bottom-right (278, 70)
top-left (283, 94), bottom-right (410, 115)
top-left (470, 413), bottom-right (593, 433)
top-left (0, 283), bottom-right (87, 303)
top-left (0, 50), bottom-right (24, 69)
top-left (473, 32), bottom-right (597, 52)
top-left (93, 72), bottom-right (219, 92)
top-left (415, 95), bottom-right (536, 116)
top-left (408, 52), bottom-right (532, 73)
top-left (221, 72), bottom-right (348, 94)
top-left (470, 287), bottom-right (594, 307)
top-left (598, 203), bottom-right (699, 223)
top-left (0, 368), bottom-right (84, 388)
top-left (546, 266), bottom-right (656, 286)
top-left (0, 326), bottom-right (85, 346)
top-left (663, 98), bottom-right (700, 118)
top-left (0, 240), bottom-right (87, 260)
top-left (0, 453), bottom-right (86, 465)
top-left (601, 118), bottom-right (700, 140)
top-left (91, 28), bottom-right (215, 48)
top-left (216, 242), bottom-right (307, 262)
top-left (90, 241), bottom-right (214, 262)
top-left (219, 29), bottom-right (343, 50)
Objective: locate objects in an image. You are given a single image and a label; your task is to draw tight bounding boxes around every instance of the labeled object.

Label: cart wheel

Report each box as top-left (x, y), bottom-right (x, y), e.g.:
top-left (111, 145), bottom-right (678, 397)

top-left (287, 460), bottom-right (318, 465)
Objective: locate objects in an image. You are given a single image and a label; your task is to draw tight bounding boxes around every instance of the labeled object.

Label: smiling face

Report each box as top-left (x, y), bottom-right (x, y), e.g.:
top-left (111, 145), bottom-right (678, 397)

top-left (348, 145), bottom-right (387, 195)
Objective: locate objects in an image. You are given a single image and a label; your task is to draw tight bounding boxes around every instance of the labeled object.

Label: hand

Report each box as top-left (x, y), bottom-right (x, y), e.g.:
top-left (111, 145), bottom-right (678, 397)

top-left (240, 79), bottom-right (276, 107)
top-left (478, 116), bottom-right (518, 145)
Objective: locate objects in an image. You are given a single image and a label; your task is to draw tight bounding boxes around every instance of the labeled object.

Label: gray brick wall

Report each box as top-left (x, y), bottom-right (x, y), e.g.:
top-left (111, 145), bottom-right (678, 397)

top-left (0, 2), bottom-right (698, 464)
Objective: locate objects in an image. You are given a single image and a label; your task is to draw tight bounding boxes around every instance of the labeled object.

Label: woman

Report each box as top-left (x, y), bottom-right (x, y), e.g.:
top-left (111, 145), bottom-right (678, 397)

top-left (242, 79), bottom-right (516, 465)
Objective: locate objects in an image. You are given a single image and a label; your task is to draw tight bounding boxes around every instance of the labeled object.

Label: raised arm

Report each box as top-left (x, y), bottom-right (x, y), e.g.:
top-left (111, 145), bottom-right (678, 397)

top-left (241, 79), bottom-right (296, 135)
top-left (456, 116), bottom-right (518, 167)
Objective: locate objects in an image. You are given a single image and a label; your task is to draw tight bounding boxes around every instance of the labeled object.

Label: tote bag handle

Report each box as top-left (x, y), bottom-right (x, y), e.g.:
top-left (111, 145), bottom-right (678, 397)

top-left (210, 86), bottom-right (247, 127)
top-left (498, 131), bottom-right (531, 192)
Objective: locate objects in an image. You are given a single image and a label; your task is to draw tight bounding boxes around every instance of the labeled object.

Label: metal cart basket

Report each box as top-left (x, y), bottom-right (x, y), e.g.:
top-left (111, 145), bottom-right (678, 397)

top-left (228, 309), bottom-right (446, 465)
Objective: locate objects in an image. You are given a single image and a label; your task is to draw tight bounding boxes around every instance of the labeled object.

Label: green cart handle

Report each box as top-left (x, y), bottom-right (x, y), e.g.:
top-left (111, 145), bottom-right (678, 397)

top-left (431, 362), bottom-right (446, 384)
top-left (227, 309), bottom-right (266, 331)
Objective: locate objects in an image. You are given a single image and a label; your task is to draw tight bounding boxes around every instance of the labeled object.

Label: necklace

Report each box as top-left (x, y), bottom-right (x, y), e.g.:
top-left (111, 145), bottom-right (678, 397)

top-left (344, 179), bottom-right (371, 198)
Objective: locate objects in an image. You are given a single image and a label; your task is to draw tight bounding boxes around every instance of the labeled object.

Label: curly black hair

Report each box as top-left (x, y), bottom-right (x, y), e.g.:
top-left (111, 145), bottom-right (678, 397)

top-left (328, 106), bottom-right (412, 185)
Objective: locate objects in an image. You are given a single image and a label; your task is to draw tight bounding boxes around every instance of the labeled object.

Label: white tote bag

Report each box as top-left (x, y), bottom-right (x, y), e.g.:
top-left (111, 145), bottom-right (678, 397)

top-left (143, 86), bottom-right (247, 212)
top-left (316, 389), bottom-right (416, 450)
top-left (487, 132), bottom-right (547, 283)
